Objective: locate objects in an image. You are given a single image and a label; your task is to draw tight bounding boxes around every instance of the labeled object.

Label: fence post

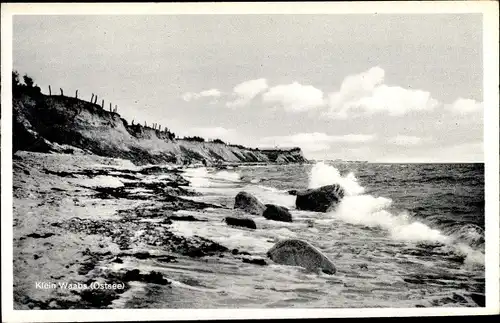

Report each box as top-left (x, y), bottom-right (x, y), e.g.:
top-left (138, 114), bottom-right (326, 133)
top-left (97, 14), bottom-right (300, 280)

top-left (115, 105), bottom-right (117, 113)
top-left (91, 93), bottom-right (94, 102)
top-left (102, 99), bottom-right (104, 108)
top-left (132, 119), bottom-right (134, 125)
top-left (94, 95), bottom-right (98, 104)
top-left (109, 103), bottom-right (112, 112)
top-left (49, 85), bottom-right (51, 96)
top-left (75, 90), bottom-right (78, 98)
top-left (60, 88), bottom-right (64, 96)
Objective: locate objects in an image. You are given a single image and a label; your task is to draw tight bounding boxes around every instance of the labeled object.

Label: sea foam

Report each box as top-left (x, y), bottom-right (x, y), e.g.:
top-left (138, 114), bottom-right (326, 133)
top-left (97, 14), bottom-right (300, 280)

top-left (309, 162), bottom-right (364, 195)
top-left (308, 162), bottom-right (483, 264)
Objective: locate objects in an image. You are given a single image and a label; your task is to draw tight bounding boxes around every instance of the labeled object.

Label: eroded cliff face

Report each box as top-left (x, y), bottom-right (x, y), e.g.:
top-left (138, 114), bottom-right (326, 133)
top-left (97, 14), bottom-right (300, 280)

top-left (13, 92), bottom-right (308, 165)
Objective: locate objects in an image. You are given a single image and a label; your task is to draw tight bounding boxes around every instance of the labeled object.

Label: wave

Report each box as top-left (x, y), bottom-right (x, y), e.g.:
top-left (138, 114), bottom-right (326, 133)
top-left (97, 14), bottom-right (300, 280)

top-left (183, 167), bottom-right (241, 188)
top-left (308, 162), bottom-right (364, 195)
top-left (308, 162), bottom-right (484, 265)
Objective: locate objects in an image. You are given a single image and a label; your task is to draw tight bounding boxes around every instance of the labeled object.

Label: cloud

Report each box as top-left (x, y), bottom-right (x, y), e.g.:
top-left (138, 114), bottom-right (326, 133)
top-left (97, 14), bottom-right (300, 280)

top-left (187, 126), bottom-right (232, 139)
top-left (226, 78), bottom-right (268, 107)
top-left (326, 67), bottom-right (439, 118)
top-left (182, 88), bottom-right (221, 102)
top-left (445, 98), bottom-right (483, 114)
top-left (262, 82), bottom-right (325, 112)
top-left (389, 135), bottom-right (427, 146)
top-left (259, 132), bottom-right (376, 153)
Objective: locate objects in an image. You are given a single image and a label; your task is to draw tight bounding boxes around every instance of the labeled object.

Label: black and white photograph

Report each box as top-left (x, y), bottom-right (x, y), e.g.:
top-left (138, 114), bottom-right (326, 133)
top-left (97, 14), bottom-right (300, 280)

top-left (1, 2), bottom-right (499, 321)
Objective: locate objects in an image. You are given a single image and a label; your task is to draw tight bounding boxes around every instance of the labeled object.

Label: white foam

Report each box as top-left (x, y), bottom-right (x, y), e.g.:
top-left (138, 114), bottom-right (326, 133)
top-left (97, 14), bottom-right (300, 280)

top-left (308, 161), bottom-right (364, 196)
top-left (244, 185), bottom-right (295, 208)
top-left (212, 170), bottom-right (241, 182)
top-left (308, 162), bottom-right (486, 266)
top-left (169, 221), bottom-right (273, 254)
top-left (183, 168), bottom-right (241, 188)
top-left (76, 175), bottom-right (124, 188)
top-left (183, 167), bottom-right (211, 187)
top-left (332, 195), bottom-right (449, 244)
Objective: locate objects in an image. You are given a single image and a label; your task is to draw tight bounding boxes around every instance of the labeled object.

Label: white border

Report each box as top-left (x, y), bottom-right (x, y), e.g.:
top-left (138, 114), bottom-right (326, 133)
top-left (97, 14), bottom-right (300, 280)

top-left (1, 2), bottom-right (499, 322)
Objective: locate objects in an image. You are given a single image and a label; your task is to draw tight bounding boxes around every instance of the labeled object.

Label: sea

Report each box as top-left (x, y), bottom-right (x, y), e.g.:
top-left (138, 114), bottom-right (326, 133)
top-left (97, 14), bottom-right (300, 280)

top-left (115, 161), bottom-right (485, 308)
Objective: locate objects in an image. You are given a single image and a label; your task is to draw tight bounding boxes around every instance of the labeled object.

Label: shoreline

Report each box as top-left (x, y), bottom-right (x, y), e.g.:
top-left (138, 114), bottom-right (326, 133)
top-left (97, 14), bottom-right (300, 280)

top-left (13, 150), bottom-right (257, 309)
top-left (12, 150), bottom-right (485, 309)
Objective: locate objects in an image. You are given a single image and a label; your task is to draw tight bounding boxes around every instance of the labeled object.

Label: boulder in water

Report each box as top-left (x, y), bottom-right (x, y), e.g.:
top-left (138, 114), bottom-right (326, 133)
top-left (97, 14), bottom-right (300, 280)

top-left (295, 184), bottom-right (345, 212)
top-left (263, 204), bottom-right (293, 222)
top-left (266, 239), bottom-right (336, 275)
top-left (224, 216), bottom-right (257, 230)
top-left (234, 191), bottom-right (266, 215)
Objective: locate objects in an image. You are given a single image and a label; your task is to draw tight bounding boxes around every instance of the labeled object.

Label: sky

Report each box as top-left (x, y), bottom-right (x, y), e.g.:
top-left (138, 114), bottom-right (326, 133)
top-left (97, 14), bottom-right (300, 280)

top-left (12, 14), bottom-right (484, 162)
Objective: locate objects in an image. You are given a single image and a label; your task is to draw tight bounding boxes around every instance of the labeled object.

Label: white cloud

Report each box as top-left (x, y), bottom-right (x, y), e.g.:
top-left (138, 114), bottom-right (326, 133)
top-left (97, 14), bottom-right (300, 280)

top-left (262, 82), bottom-right (325, 112)
top-left (445, 98), bottom-right (483, 114)
top-left (199, 89), bottom-right (221, 97)
top-left (389, 135), bottom-right (426, 146)
top-left (326, 67), bottom-right (439, 118)
top-left (259, 132), bottom-right (376, 153)
top-left (182, 92), bottom-right (198, 102)
top-left (226, 78), bottom-right (268, 107)
top-left (188, 126), bottom-right (232, 139)
top-left (182, 88), bottom-right (221, 102)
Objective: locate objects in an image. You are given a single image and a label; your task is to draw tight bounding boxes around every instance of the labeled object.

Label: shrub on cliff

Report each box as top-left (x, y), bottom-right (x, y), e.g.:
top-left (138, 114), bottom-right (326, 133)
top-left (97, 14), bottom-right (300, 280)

top-left (13, 71), bottom-right (41, 96)
top-left (183, 136), bottom-right (205, 142)
top-left (211, 138), bottom-right (226, 144)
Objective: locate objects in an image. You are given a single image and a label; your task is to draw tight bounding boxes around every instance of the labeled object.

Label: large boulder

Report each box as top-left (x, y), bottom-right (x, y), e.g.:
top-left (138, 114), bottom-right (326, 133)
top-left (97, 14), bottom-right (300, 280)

top-left (224, 216), bottom-right (257, 230)
top-left (234, 191), bottom-right (266, 215)
top-left (267, 239), bottom-right (336, 275)
top-left (295, 184), bottom-right (345, 212)
top-left (263, 204), bottom-right (293, 222)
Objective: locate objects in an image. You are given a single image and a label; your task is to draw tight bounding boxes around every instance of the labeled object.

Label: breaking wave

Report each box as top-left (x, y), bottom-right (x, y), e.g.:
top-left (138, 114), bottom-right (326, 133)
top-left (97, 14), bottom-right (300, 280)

top-left (308, 162), bottom-right (484, 265)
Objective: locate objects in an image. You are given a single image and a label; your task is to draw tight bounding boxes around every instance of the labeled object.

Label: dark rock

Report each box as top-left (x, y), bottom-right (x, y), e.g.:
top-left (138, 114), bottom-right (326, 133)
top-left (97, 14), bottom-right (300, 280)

top-left (295, 184), bottom-right (345, 212)
top-left (263, 204), bottom-right (292, 222)
top-left (132, 252), bottom-right (151, 259)
top-left (122, 269), bottom-right (142, 282)
top-left (234, 191), bottom-right (266, 215)
top-left (231, 249), bottom-right (239, 255)
top-left (287, 189), bottom-right (299, 195)
top-left (78, 256), bottom-right (99, 275)
top-left (26, 232), bottom-right (55, 239)
top-left (267, 239), bottom-right (337, 275)
top-left (43, 169), bottom-right (77, 178)
top-left (79, 286), bottom-right (120, 308)
top-left (33, 255), bottom-right (40, 260)
top-left (224, 216), bottom-right (257, 229)
top-left (168, 215), bottom-right (206, 222)
top-left (468, 292), bottom-right (485, 307)
top-left (156, 256), bottom-right (177, 263)
top-left (144, 271), bottom-right (170, 285)
top-left (242, 257), bottom-right (267, 266)
top-left (111, 257), bottom-right (123, 264)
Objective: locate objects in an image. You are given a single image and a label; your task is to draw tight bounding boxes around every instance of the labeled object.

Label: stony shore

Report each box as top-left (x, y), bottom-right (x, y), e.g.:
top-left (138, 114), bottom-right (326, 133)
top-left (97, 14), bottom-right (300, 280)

top-left (12, 151), bottom-right (267, 309)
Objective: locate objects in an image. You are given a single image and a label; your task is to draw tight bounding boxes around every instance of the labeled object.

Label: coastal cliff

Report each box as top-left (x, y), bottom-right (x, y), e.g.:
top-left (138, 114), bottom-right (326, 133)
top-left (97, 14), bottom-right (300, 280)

top-left (13, 90), bottom-right (307, 165)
